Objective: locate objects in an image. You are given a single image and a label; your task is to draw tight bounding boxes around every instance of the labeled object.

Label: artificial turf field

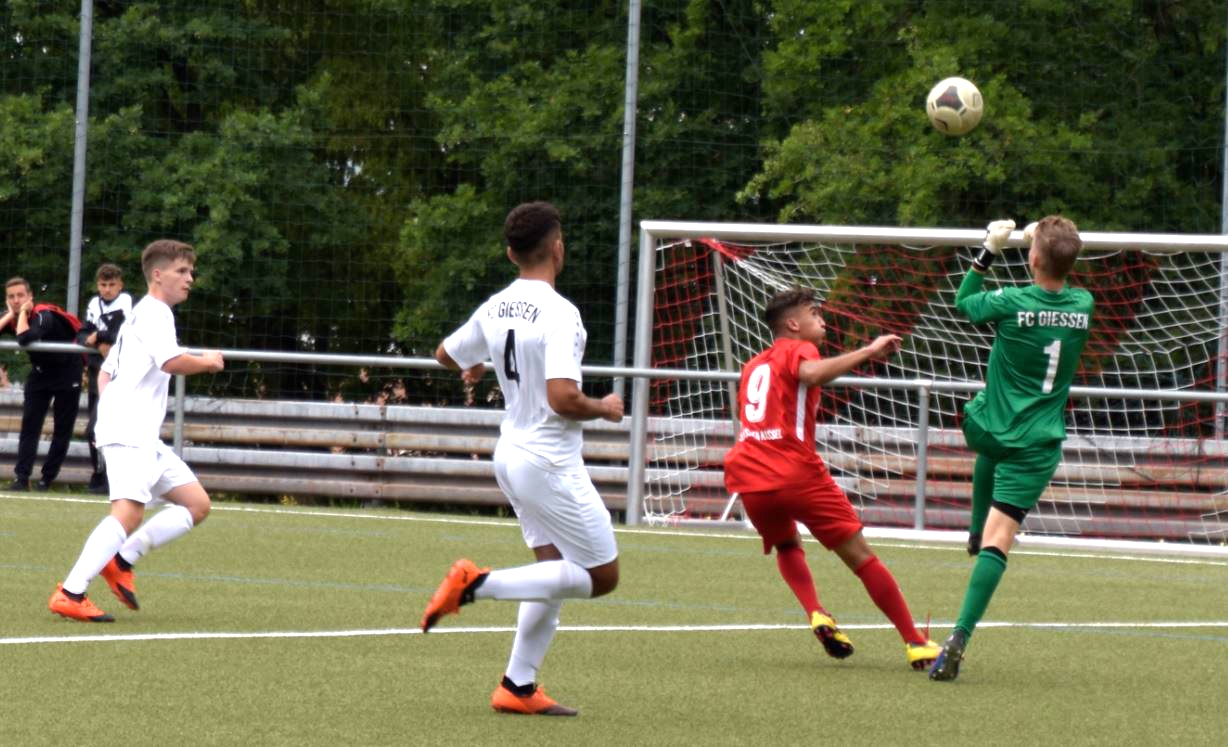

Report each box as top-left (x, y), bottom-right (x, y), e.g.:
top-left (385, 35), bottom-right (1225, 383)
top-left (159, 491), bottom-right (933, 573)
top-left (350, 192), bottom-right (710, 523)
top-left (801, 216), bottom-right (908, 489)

top-left (2, 491), bottom-right (1226, 746)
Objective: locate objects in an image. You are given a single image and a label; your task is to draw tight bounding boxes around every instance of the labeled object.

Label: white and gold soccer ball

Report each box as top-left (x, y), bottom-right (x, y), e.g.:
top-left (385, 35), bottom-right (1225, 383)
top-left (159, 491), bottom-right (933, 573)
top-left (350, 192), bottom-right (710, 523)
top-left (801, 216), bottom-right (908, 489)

top-left (926, 77), bottom-right (983, 136)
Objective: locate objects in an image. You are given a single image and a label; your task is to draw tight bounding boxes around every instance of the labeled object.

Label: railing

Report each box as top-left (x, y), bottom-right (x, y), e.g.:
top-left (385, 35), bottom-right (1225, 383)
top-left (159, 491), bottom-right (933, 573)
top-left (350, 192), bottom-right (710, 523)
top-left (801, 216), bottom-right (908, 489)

top-left (4, 340), bottom-right (1227, 542)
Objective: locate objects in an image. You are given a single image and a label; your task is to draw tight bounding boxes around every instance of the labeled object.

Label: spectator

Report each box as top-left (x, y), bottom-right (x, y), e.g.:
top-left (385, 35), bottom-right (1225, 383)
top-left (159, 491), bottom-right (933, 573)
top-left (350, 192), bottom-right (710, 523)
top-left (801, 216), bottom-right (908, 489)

top-left (1, 277), bottom-right (84, 491)
top-left (77, 264), bottom-right (133, 494)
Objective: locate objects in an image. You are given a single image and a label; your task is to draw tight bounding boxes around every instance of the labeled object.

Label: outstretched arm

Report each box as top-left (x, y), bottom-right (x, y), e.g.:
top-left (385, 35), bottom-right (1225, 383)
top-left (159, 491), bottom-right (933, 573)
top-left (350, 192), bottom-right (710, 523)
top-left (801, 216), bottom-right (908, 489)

top-left (797, 335), bottom-right (902, 387)
top-left (161, 351), bottom-right (224, 376)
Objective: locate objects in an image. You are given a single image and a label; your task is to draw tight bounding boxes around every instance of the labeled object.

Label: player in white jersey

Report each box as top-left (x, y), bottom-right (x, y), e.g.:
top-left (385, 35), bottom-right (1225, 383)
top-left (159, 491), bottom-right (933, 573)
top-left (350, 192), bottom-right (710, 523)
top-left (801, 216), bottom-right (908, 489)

top-left (49, 240), bottom-right (224, 622)
top-left (420, 202), bottom-right (624, 717)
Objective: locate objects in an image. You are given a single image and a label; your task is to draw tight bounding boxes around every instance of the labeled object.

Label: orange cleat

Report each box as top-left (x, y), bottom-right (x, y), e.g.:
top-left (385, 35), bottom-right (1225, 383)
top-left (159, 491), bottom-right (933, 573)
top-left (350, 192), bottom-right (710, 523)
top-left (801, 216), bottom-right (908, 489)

top-left (48, 584), bottom-right (114, 622)
top-left (100, 557), bottom-right (139, 610)
top-left (491, 682), bottom-right (578, 717)
top-left (420, 558), bottom-right (489, 632)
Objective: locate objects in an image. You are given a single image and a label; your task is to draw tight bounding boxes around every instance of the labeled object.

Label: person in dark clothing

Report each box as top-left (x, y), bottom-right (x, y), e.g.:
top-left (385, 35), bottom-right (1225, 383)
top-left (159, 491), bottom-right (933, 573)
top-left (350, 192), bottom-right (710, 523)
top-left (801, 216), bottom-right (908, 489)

top-left (76, 264), bottom-right (133, 494)
top-left (1, 277), bottom-right (84, 491)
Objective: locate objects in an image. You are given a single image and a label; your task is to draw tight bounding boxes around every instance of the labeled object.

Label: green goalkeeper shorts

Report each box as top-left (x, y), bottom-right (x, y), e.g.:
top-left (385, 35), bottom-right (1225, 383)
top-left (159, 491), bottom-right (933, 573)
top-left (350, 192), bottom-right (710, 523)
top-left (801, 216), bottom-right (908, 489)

top-left (962, 416), bottom-right (1063, 513)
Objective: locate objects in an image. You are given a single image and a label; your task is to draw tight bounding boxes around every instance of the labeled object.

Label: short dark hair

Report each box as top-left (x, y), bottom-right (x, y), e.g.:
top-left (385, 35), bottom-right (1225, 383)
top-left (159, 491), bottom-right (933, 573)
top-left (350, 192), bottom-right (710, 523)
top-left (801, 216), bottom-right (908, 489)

top-left (95, 263), bottom-right (123, 282)
top-left (5, 276), bottom-right (31, 293)
top-left (141, 240), bottom-right (196, 280)
top-left (504, 202), bottom-right (561, 257)
top-left (764, 287), bottom-right (820, 334)
top-left (1031, 215), bottom-right (1082, 279)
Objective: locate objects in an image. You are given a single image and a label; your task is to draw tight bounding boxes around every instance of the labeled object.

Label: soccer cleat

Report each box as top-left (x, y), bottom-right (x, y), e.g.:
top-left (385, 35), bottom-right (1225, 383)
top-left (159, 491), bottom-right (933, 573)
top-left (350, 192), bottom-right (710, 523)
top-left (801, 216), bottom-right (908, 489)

top-left (100, 556), bottom-right (139, 610)
top-left (906, 639), bottom-right (942, 670)
top-left (420, 558), bottom-right (489, 632)
top-left (490, 681), bottom-right (578, 717)
top-left (928, 629), bottom-right (968, 682)
top-left (48, 585), bottom-right (114, 623)
top-left (809, 611), bottom-right (854, 659)
top-left (966, 532), bottom-right (982, 557)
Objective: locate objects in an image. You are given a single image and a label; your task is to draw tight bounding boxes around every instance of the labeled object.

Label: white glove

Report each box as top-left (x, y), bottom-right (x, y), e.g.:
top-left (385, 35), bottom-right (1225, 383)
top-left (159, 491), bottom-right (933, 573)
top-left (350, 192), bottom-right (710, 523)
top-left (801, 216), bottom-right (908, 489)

top-left (1022, 221), bottom-right (1039, 244)
top-left (982, 219), bottom-right (1016, 255)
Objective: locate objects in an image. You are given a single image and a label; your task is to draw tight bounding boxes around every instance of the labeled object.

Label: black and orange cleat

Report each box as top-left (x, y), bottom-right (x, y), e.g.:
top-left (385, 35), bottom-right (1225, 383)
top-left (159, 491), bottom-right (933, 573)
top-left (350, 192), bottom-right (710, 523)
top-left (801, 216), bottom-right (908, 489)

top-left (100, 556), bottom-right (139, 610)
top-left (48, 584), bottom-right (114, 623)
top-left (420, 558), bottom-right (489, 632)
top-left (491, 679), bottom-right (578, 717)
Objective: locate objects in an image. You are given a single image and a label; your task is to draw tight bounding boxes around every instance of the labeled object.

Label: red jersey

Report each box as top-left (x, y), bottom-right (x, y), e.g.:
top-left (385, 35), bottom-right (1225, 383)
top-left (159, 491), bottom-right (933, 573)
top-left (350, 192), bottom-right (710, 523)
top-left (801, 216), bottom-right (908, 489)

top-left (723, 337), bottom-right (828, 493)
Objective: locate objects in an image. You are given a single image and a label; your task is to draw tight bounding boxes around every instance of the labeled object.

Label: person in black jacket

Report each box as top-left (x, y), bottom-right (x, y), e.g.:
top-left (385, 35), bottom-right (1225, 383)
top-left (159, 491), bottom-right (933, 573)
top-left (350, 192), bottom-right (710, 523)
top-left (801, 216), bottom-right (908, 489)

top-left (76, 264), bottom-right (133, 494)
top-left (2, 277), bottom-right (84, 491)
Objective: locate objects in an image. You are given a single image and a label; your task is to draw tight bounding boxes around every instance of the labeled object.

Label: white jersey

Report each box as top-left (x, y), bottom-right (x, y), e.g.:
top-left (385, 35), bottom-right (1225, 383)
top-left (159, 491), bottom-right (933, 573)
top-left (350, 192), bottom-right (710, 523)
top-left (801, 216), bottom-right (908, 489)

top-left (444, 278), bottom-right (586, 468)
top-left (85, 291), bottom-right (133, 332)
top-left (95, 296), bottom-right (186, 448)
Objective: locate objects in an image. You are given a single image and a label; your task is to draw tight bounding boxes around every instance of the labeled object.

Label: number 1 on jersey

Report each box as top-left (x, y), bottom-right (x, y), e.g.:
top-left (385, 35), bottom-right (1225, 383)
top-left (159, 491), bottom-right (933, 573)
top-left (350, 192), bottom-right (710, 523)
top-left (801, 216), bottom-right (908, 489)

top-left (503, 329), bottom-right (521, 383)
top-left (1041, 339), bottom-right (1061, 393)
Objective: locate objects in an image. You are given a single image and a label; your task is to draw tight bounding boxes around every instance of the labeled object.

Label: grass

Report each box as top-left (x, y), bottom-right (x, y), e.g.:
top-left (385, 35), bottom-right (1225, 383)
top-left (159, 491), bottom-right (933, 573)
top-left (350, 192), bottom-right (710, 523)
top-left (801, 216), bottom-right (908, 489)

top-left (2, 491), bottom-right (1227, 746)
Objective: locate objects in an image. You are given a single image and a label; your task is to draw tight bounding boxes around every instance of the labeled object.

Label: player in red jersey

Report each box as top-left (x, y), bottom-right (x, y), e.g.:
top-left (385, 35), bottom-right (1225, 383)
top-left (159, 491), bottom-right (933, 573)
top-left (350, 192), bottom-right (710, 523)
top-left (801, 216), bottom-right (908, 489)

top-left (723, 288), bottom-right (939, 669)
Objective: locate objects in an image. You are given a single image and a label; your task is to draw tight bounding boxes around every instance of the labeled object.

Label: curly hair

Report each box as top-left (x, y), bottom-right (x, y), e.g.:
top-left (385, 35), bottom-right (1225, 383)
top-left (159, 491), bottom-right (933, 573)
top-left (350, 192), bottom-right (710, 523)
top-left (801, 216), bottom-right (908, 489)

top-left (504, 202), bottom-right (561, 257)
top-left (763, 287), bottom-right (820, 334)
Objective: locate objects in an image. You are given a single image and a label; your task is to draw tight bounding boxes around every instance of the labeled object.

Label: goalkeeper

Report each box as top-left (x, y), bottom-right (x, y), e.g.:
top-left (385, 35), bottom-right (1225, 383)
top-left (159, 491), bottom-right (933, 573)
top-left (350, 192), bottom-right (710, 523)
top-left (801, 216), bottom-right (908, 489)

top-left (930, 216), bottom-right (1093, 682)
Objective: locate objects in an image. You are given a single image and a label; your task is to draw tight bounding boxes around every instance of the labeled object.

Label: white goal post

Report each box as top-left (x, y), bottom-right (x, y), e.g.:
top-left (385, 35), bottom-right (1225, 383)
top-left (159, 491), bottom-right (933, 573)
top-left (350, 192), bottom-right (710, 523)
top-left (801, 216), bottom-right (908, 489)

top-left (626, 220), bottom-right (1228, 555)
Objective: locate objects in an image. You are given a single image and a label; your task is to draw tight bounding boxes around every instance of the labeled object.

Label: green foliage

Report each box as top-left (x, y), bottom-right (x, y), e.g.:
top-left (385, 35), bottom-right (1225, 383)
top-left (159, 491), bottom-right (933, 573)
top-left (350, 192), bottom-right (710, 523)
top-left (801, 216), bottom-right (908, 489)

top-left (745, 0), bottom-right (1226, 231)
top-left (1, 0), bottom-right (1227, 400)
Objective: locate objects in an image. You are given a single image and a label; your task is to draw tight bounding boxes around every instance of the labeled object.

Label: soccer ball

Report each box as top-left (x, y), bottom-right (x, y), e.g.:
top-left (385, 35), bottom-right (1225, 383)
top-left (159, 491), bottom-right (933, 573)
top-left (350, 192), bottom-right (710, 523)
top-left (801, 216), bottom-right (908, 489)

top-left (926, 77), bottom-right (983, 136)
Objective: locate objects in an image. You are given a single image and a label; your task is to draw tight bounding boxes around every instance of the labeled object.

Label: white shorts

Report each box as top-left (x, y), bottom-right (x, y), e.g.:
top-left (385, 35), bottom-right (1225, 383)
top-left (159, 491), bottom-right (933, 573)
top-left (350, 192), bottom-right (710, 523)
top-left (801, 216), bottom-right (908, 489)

top-left (493, 439), bottom-right (618, 569)
top-left (101, 443), bottom-right (198, 505)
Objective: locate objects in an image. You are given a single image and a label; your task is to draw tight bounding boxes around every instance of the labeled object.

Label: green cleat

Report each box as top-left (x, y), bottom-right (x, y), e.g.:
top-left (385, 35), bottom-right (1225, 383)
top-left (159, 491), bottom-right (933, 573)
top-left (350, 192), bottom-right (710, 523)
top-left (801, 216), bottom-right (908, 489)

top-left (928, 629), bottom-right (968, 682)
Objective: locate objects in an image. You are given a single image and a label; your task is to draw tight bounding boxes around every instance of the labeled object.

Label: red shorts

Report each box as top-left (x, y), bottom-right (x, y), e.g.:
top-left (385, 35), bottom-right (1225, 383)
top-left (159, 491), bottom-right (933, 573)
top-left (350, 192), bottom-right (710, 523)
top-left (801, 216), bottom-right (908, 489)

top-left (741, 475), bottom-right (863, 553)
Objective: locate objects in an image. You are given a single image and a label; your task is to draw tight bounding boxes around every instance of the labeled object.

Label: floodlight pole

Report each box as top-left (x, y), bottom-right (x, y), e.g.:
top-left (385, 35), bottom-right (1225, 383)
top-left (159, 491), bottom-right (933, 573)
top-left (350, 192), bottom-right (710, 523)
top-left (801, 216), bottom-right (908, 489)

top-left (1218, 5), bottom-right (1228, 441)
top-left (66, 0), bottom-right (94, 315)
top-left (612, 0), bottom-right (642, 399)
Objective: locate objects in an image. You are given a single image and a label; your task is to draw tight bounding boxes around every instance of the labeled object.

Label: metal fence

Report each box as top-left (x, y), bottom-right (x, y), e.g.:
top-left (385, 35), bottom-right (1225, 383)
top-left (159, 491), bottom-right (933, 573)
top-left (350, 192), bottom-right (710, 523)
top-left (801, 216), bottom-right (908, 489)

top-left (4, 340), bottom-right (1227, 547)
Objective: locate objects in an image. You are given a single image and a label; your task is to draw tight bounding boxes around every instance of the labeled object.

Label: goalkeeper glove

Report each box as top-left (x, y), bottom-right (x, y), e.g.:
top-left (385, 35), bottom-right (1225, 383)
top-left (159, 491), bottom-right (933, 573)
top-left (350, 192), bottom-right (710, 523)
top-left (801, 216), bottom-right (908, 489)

top-left (1022, 221), bottom-right (1039, 244)
top-left (972, 219), bottom-right (1015, 272)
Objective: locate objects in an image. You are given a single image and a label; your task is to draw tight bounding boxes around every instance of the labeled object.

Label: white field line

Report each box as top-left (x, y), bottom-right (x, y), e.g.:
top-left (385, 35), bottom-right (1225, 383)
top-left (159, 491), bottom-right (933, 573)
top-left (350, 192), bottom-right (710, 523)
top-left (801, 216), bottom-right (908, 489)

top-left (4, 493), bottom-right (1227, 567)
top-left (4, 620), bottom-right (1228, 647)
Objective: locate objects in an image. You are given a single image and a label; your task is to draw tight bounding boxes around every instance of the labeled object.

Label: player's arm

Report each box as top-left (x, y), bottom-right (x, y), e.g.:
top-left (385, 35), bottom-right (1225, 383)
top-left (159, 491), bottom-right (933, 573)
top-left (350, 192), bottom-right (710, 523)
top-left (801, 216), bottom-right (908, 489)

top-left (546, 378), bottom-right (623, 423)
top-left (956, 219), bottom-right (1023, 323)
top-left (435, 339), bottom-right (486, 385)
top-left (162, 351), bottom-right (224, 375)
top-left (797, 335), bottom-right (902, 387)
top-left (97, 368), bottom-right (112, 396)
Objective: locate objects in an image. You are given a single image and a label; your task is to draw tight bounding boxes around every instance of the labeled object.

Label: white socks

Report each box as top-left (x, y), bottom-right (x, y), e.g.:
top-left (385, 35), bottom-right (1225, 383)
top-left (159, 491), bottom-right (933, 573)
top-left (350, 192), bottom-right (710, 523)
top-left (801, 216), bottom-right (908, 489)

top-left (505, 601), bottom-right (562, 687)
top-left (63, 516), bottom-right (127, 595)
top-left (63, 506), bottom-right (197, 595)
top-left (119, 505), bottom-right (195, 566)
top-left (475, 559), bottom-right (593, 602)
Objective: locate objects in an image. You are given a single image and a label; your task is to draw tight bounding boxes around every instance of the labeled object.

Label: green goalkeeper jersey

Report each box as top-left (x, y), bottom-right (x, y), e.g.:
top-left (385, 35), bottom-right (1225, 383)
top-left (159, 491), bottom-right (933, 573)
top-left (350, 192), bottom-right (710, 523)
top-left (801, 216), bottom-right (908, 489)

top-left (956, 270), bottom-right (1094, 447)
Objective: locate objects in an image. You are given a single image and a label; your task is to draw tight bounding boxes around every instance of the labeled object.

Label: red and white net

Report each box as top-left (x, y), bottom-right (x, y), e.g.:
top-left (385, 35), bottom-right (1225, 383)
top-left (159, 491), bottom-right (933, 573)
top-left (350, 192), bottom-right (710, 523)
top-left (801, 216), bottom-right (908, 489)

top-left (644, 233), bottom-right (1228, 544)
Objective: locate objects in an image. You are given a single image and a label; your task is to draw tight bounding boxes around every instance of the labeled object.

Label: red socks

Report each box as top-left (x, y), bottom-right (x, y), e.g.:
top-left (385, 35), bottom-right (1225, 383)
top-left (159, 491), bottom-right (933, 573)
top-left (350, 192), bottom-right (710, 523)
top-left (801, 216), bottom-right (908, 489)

top-left (775, 544), bottom-right (823, 616)
top-left (855, 556), bottom-right (924, 644)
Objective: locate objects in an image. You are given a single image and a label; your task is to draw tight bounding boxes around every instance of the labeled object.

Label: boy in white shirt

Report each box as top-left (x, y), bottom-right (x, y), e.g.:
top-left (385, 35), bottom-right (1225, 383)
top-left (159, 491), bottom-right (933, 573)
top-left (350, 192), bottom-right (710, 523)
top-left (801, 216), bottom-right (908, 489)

top-left (77, 263), bottom-right (134, 494)
top-left (421, 202), bottom-right (623, 717)
top-left (49, 240), bottom-right (224, 622)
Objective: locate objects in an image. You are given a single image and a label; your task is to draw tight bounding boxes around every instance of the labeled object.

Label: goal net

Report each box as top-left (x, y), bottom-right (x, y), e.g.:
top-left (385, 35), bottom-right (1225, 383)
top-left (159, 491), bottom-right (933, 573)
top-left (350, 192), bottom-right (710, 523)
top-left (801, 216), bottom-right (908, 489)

top-left (630, 222), bottom-right (1228, 547)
